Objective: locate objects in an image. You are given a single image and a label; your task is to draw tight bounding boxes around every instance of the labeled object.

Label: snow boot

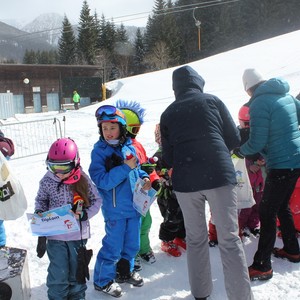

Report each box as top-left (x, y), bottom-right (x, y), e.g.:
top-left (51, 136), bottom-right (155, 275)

top-left (140, 250), bottom-right (156, 264)
top-left (173, 237), bottom-right (186, 250)
top-left (116, 271), bottom-right (144, 287)
top-left (94, 280), bottom-right (122, 298)
top-left (134, 255), bottom-right (142, 271)
top-left (161, 241), bottom-right (181, 257)
top-left (273, 247), bottom-right (300, 263)
top-left (248, 266), bottom-right (273, 281)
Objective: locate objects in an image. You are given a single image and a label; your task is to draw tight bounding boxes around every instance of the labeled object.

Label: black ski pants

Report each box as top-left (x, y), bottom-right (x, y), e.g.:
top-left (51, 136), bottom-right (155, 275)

top-left (253, 168), bottom-right (300, 271)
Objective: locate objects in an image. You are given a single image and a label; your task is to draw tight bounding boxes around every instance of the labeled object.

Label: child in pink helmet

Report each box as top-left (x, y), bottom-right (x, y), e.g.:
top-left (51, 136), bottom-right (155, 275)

top-left (34, 137), bottom-right (102, 300)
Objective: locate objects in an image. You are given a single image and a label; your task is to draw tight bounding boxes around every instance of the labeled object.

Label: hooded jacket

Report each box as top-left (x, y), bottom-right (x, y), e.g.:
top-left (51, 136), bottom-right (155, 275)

top-left (89, 137), bottom-right (149, 220)
top-left (34, 169), bottom-right (102, 241)
top-left (240, 78), bottom-right (300, 169)
top-left (160, 65), bottom-right (240, 192)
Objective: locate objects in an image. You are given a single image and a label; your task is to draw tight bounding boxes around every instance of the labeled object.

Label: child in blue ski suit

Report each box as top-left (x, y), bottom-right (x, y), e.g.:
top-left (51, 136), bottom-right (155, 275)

top-left (89, 105), bottom-right (151, 298)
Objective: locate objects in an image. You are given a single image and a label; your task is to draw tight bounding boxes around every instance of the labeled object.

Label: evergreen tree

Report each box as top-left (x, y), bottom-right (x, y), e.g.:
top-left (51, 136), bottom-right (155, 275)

top-left (133, 28), bottom-right (146, 74)
top-left (116, 23), bottom-right (129, 43)
top-left (23, 50), bottom-right (37, 64)
top-left (58, 15), bottom-right (77, 65)
top-left (77, 0), bottom-right (98, 64)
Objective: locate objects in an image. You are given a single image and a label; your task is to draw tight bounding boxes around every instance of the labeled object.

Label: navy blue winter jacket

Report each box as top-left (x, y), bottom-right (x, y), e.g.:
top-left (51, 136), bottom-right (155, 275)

top-left (160, 65), bottom-right (240, 192)
top-left (240, 78), bottom-right (300, 169)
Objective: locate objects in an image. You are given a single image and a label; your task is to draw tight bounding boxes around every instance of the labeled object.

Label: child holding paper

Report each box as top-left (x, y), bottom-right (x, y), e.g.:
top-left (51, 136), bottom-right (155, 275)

top-left (115, 99), bottom-right (159, 270)
top-left (34, 138), bottom-right (102, 300)
top-left (89, 105), bottom-right (151, 298)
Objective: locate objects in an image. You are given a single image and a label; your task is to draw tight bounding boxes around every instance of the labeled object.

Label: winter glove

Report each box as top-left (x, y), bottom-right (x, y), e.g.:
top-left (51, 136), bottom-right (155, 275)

top-left (105, 153), bottom-right (123, 171)
top-left (36, 236), bottom-right (47, 258)
top-left (232, 148), bottom-right (244, 159)
top-left (152, 179), bottom-right (161, 191)
top-left (156, 182), bottom-right (173, 200)
top-left (141, 163), bottom-right (156, 175)
top-left (76, 245), bottom-right (93, 284)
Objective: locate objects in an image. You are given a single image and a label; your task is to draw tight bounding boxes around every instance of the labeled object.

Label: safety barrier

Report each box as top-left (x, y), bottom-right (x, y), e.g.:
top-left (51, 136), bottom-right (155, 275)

top-left (0, 117), bottom-right (66, 160)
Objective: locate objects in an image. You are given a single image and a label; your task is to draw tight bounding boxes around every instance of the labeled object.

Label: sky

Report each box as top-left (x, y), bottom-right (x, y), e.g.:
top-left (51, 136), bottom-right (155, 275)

top-left (2, 29), bottom-right (300, 300)
top-left (0, 0), bottom-right (155, 27)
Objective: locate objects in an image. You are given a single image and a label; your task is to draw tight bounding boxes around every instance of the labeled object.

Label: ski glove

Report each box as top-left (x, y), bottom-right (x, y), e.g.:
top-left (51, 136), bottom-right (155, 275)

top-left (36, 236), bottom-right (47, 258)
top-left (105, 153), bottom-right (123, 171)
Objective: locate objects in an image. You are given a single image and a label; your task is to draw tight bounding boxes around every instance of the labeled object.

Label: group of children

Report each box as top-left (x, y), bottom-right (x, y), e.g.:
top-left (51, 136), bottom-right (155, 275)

top-left (29, 100), bottom-right (186, 299)
top-left (3, 96), bottom-right (300, 298)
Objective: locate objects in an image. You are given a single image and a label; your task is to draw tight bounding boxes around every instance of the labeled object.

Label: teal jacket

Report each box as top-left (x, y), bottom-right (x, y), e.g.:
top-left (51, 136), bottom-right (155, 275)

top-left (240, 78), bottom-right (300, 169)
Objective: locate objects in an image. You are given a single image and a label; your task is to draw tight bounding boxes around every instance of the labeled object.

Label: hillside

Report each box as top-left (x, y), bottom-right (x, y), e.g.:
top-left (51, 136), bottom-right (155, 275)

top-left (0, 21), bottom-right (53, 62)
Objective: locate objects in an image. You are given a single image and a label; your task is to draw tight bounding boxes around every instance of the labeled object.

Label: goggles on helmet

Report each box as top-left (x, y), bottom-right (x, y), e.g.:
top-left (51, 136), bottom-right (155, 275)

top-left (95, 105), bottom-right (125, 120)
top-left (47, 161), bottom-right (76, 174)
top-left (127, 123), bottom-right (141, 135)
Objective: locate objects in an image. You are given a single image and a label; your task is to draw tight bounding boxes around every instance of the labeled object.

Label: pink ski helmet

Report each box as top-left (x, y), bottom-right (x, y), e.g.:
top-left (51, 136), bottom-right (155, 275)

top-left (47, 138), bottom-right (79, 163)
top-left (46, 138), bottom-right (81, 184)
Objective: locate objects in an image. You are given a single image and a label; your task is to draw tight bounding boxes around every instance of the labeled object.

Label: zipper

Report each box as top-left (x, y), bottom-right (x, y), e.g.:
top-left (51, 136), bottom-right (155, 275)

top-left (112, 187), bottom-right (116, 207)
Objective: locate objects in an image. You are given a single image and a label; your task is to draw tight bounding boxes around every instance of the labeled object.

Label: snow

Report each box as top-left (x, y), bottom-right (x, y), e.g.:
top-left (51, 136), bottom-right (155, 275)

top-left (4, 30), bottom-right (300, 300)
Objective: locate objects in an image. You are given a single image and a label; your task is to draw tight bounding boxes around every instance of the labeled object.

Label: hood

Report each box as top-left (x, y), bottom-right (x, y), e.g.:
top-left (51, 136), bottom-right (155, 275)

top-left (253, 78), bottom-right (290, 98)
top-left (172, 65), bottom-right (205, 98)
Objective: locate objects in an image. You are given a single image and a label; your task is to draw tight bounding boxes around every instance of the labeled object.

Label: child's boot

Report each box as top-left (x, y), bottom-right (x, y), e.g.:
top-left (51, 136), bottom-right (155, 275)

top-left (173, 237), bottom-right (186, 250)
top-left (161, 241), bottom-right (181, 257)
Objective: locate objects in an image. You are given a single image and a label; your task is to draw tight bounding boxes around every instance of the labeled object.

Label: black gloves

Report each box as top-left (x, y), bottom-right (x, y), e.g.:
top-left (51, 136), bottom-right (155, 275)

top-left (76, 246), bottom-right (93, 284)
top-left (105, 153), bottom-right (123, 171)
top-left (232, 147), bottom-right (244, 159)
top-left (36, 236), bottom-right (47, 258)
top-left (152, 179), bottom-right (161, 191)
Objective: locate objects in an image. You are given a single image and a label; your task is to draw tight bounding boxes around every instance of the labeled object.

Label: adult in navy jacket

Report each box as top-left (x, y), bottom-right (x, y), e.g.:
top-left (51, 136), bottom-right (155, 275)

top-left (240, 69), bottom-right (300, 281)
top-left (160, 65), bottom-right (253, 300)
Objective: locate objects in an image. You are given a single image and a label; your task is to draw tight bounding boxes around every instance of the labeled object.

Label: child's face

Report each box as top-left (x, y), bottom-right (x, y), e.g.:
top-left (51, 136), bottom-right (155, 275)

top-left (102, 122), bottom-right (120, 140)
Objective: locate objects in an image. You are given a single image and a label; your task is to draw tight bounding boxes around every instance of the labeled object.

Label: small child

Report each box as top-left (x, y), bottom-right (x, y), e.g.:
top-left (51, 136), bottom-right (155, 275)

top-left (115, 100), bottom-right (158, 271)
top-left (34, 138), bottom-right (102, 300)
top-left (89, 105), bottom-right (151, 298)
top-left (208, 104), bottom-right (265, 245)
top-left (237, 104), bottom-right (265, 237)
top-left (153, 124), bottom-right (186, 256)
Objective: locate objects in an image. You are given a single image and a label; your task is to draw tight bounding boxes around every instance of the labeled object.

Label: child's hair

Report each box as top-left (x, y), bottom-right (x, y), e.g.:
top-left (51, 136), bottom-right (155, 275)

top-left (70, 176), bottom-right (90, 207)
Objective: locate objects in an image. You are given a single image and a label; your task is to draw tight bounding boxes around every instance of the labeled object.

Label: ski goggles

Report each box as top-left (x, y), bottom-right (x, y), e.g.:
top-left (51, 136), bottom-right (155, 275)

top-left (127, 123), bottom-right (141, 135)
top-left (95, 105), bottom-right (125, 120)
top-left (47, 161), bottom-right (76, 174)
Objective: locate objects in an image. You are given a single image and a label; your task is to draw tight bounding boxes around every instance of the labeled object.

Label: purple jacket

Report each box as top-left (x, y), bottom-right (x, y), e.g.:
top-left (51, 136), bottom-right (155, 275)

top-left (34, 169), bottom-right (102, 241)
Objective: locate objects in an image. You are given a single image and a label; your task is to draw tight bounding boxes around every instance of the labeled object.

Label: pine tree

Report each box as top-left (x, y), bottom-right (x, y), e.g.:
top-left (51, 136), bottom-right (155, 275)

top-left (58, 15), bottom-right (77, 65)
top-left (77, 0), bottom-right (98, 64)
top-left (133, 28), bottom-right (146, 74)
top-left (23, 50), bottom-right (37, 64)
top-left (116, 23), bottom-right (129, 43)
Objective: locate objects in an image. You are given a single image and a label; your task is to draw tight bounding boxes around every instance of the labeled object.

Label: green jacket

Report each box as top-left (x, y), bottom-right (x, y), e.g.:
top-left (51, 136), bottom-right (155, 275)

top-left (73, 92), bottom-right (80, 103)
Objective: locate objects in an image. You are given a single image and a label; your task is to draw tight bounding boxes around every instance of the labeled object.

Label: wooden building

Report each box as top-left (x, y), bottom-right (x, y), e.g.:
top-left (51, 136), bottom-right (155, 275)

top-left (0, 64), bottom-right (104, 115)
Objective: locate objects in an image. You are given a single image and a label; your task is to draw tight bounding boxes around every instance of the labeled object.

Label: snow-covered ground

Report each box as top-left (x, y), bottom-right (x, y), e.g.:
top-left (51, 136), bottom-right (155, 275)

top-left (4, 30), bottom-right (300, 299)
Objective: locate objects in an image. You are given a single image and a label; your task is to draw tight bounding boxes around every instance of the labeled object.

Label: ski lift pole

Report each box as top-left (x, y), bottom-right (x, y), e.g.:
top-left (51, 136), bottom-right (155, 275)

top-left (193, 7), bottom-right (201, 51)
top-left (62, 116), bottom-right (66, 137)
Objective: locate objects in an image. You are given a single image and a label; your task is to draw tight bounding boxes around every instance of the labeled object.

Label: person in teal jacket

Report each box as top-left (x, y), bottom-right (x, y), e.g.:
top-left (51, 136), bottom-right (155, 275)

top-left (89, 105), bottom-right (151, 298)
top-left (239, 69), bottom-right (300, 281)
